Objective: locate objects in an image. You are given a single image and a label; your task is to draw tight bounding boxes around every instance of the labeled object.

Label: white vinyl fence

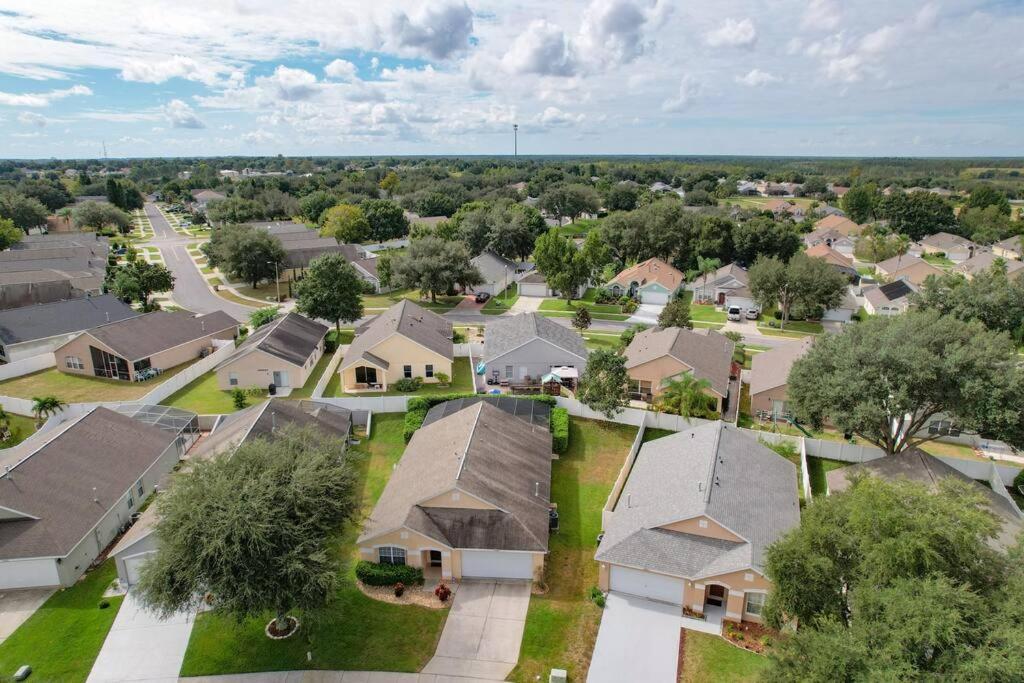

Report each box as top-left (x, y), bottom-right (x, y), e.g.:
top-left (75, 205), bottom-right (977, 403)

top-left (311, 344), bottom-right (346, 399)
top-left (0, 353), bottom-right (55, 381)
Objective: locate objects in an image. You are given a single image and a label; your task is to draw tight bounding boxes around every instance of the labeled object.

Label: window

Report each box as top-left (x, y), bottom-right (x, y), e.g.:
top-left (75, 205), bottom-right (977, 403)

top-left (136, 479), bottom-right (144, 496)
top-left (378, 546), bottom-right (406, 565)
top-left (65, 356), bottom-right (84, 370)
top-left (403, 365), bottom-right (412, 379)
top-left (745, 592), bottom-right (766, 617)
top-left (355, 366), bottom-right (378, 384)
top-left (698, 519), bottom-right (708, 529)
top-left (425, 364), bottom-right (434, 378)
top-left (228, 372), bottom-right (239, 386)
top-left (505, 365), bottom-right (514, 379)
top-left (127, 491), bottom-right (135, 508)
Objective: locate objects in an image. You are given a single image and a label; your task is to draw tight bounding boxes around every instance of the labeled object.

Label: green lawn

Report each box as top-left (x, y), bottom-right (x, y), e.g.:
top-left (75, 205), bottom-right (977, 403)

top-left (680, 290), bottom-right (728, 324)
top-left (681, 631), bottom-right (769, 683)
top-left (482, 283), bottom-right (519, 314)
top-left (0, 560), bottom-right (124, 683)
top-left (806, 456), bottom-right (848, 497)
top-left (1, 412), bottom-right (37, 447)
top-left (922, 253), bottom-right (955, 269)
top-left (582, 332), bottom-right (621, 351)
top-left (756, 319), bottom-right (823, 337)
top-left (511, 418), bottom-right (638, 683)
top-left (539, 291), bottom-right (626, 316)
top-left (287, 351), bottom-right (335, 400)
top-left (338, 356), bottom-right (475, 397)
top-left (0, 361), bottom-right (201, 403)
top-left (362, 288), bottom-right (463, 312)
top-left (162, 372), bottom-right (268, 415)
top-left (180, 414), bottom-right (447, 676)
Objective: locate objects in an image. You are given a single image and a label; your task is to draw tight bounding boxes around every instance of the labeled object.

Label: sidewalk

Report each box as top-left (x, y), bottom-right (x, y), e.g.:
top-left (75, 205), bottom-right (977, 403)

top-left (184, 672), bottom-right (499, 682)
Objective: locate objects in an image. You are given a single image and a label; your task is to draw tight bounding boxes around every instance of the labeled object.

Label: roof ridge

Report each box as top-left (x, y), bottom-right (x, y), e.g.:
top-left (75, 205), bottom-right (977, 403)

top-left (703, 422), bottom-right (723, 505)
top-left (455, 402), bottom-right (484, 481)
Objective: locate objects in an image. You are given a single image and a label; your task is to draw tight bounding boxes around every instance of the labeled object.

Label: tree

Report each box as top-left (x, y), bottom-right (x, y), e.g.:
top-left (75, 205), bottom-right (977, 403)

top-left (533, 230), bottom-right (589, 301)
top-left (136, 424), bottom-right (359, 637)
top-left (572, 305), bottom-right (592, 333)
top-left (876, 191), bottom-right (956, 241)
top-left (539, 184), bottom-right (600, 224)
top-left (694, 256), bottom-right (721, 303)
top-left (231, 388), bottom-right (248, 410)
top-left (788, 311), bottom-right (1024, 455)
top-left (965, 185), bottom-right (1011, 215)
top-left (295, 254), bottom-right (365, 332)
top-left (376, 251), bottom-right (394, 291)
top-left (839, 184), bottom-right (877, 223)
top-left (320, 204), bottom-right (369, 243)
top-left (0, 218), bottom-right (22, 250)
top-left (578, 349), bottom-right (629, 418)
top-left (913, 260), bottom-right (1024, 342)
top-left (852, 225), bottom-right (910, 262)
top-left (730, 216), bottom-right (801, 265)
top-left (299, 191), bottom-right (337, 225)
top-left (105, 178), bottom-right (144, 211)
top-left (109, 261), bottom-right (175, 309)
top-left (207, 196), bottom-right (262, 224)
top-left (448, 200), bottom-right (545, 260)
top-left (17, 178), bottom-right (72, 211)
top-left (748, 253), bottom-right (847, 329)
top-left (361, 199), bottom-right (409, 242)
top-left (619, 324), bottom-right (648, 348)
top-left (656, 375), bottom-right (716, 418)
top-left (73, 201), bottom-right (132, 233)
top-left (0, 191), bottom-right (48, 232)
top-left (249, 306), bottom-right (280, 330)
top-left (379, 170), bottom-right (399, 196)
top-left (390, 236), bottom-right (482, 302)
top-left (257, 188), bottom-right (299, 219)
top-left (957, 205), bottom-right (1015, 244)
top-left (657, 297), bottom-right (692, 329)
top-left (579, 229), bottom-right (612, 278)
top-left (220, 229), bottom-right (287, 289)
top-left (30, 396), bottom-right (67, 426)
top-left (606, 184), bottom-right (639, 211)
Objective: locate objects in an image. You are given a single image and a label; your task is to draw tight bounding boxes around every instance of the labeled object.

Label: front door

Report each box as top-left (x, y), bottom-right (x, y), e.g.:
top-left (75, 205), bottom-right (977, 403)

top-left (429, 550), bottom-right (442, 567)
top-left (272, 370), bottom-right (290, 387)
top-left (717, 292), bottom-right (726, 305)
top-left (706, 584), bottom-right (726, 607)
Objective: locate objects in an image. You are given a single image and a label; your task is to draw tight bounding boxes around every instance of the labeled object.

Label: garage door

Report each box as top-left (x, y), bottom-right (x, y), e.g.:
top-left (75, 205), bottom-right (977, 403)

top-left (461, 550), bottom-right (534, 579)
top-left (123, 553), bottom-right (154, 585)
top-left (609, 566), bottom-right (684, 605)
top-left (519, 283), bottom-right (548, 298)
top-left (641, 291), bottom-right (670, 305)
top-left (0, 558), bottom-right (60, 589)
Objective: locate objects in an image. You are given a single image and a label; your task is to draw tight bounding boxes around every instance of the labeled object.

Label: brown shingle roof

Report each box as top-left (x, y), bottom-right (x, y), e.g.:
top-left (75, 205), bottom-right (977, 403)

top-left (814, 214), bottom-right (861, 235)
top-left (339, 300), bottom-right (452, 372)
top-left (805, 243), bottom-right (853, 268)
top-left (608, 258), bottom-right (684, 291)
top-left (81, 310), bottom-right (237, 361)
top-left (624, 327), bottom-right (734, 397)
top-left (749, 339), bottom-right (813, 396)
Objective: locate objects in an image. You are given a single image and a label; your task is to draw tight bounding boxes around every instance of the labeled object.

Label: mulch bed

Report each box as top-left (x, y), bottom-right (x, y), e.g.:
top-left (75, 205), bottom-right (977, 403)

top-left (355, 579), bottom-right (455, 609)
top-left (677, 627), bottom-right (687, 681)
top-left (722, 620), bottom-right (777, 655)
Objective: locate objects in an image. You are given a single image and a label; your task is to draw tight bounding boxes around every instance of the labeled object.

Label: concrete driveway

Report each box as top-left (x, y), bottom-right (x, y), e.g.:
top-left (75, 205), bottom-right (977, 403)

top-left (588, 593), bottom-right (682, 683)
top-left (626, 303), bottom-right (664, 325)
top-left (0, 588), bottom-right (54, 643)
top-left (87, 590), bottom-right (195, 683)
top-left (422, 580), bottom-right (530, 681)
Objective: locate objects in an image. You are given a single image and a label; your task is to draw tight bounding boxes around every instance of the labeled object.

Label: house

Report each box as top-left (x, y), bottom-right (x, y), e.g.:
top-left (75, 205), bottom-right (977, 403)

top-left (517, 271), bottom-right (588, 299)
top-left (748, 339), bottom-right (813, 419)
top-left (0, 404), bottom-right (198, 589)
top-left (917, 232), bottom-right (976, 263)
top-left (0, 269), bottom-right (104, 310)
top-left (826, 449), bottom-right (1022, 550)
top-left (189, 189), bottom-right (226, 211)
top-left (805, 243), bottom-right (853, 270)
top-left (814, 205), bottom-right (846, 218)
top-left (688, 262), bottom-right (749, 305)
top-left (955, 251), bottom-right (1024, 281)
top-left (623, 327), bottom-right (734, 411)
top-left (813, 214), bottom-right (861, 236)
top-left (607, 258), bottom-right (685, 305)
top-left (110, 398), bottom-right (352, 586)
top-left (736, 181), bottom-right (758, 196)
top-left (358, 400), bottom-right (552, 581)
top-left (482, 312), bottom-right (588, 385)
top-left (0, 295), bottom-right (138, 364)
top-left (595, 422), bottom-right (800, 624)
top-left (828, 184), bottom-right (850, 197)
top-left (822, 289), bottom-right (860, 323)
top-left (992, 235), bottom-right (1023, 261)
top-left (874, 255), bottom-right (944, 287)
top-left (214, 312), bottom-right (328, 392)
top-left (724, 287), bottom-right (758, 314)
top-left (469, 250), bottom-right (520, 296)
top-left (764, 199), bottom-right (803, 220)
top-left (338, 300), bottom-right (453, 392)
top-left (862, 280), bottom-right (917, 316)
top-left (55, 310), bottom-right (237, 381)
top-left (803, 227), bottom-right (856, 258)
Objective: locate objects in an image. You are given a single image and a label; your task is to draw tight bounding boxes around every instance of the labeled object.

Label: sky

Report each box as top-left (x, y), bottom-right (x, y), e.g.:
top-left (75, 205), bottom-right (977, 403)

top-left (0, 0), bottom-right (1023, 159)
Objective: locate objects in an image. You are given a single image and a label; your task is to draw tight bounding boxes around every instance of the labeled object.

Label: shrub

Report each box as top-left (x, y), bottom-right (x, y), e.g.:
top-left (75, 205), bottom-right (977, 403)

top-left (394, 377), bottom-right (423, 392)
top-left (237, 326), bottom-right (248, 337)
top-left (621, 299), bottom-right (638, 314)
top-left (1014, 468), bottom-right (1024, 492)
top-left (452, 329), bottom-right (468, 343)
top-left (394, 582), bottom-right (405, 597)
top-left (594, 593), bottom-right (606, 608)
top-left (355, 561), bottom-right (424, 586)
top-left (435, 582), bottom-right (452, 602)
top-left (246, 386), bottom-right (264, 397)
top-left (551, 407), bottom-right (569, 454)
top-left (434, 371), bottom-right (450, 386)
top-left (98, 600), bottom-right (110, 609)
top-left (231, 388), bottom-right (247, 410)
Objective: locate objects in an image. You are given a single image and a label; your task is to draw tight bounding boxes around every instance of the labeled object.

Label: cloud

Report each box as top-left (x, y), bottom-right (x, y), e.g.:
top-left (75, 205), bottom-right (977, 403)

top-left (120, 55), bottom-right (220, 85)
top-left (390, 1), bottom-right (473, 60)
top-left (162, 99), bottom-right (205, 128)
top-left (324, 59), bottom-right (357, 81)
top-left (242, 129), bottom-right (277, 145)
top-left (18, 111), bottom-right (47, 126)
top-left (662, 75), bottom-right (699, 112)
top-left (534, 106), bottom-right (585, 127)
top-left (860, 25), bottom-right (900, 55)
top-left (736, 68), bottom-right (779, 87)
top-left (705, 18), bottom-right (757, 48)
top-left (578, 0), bottom-right (652, 65)
top-left (503, 20), bottom-right (576, 76)
top-left (0, 84), bottom-right (91, 107)
top-left (802, 0), bottom-right (841, 31)
top-left (257, 66), bottom-right (319, 101)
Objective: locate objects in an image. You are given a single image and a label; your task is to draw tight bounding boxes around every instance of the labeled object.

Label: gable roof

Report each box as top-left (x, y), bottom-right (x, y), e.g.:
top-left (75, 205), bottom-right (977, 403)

top-left (0, 295), bottom-right (138, 345)
top-left (875, 254), bottom-right (941, 277)
top-left (595, 422), bottom-right (800, 577)
top-left (483, 312), bottom-right (587, 362)
top-left (190, 189), bottom-right (226, 202)
top-left (339, 300), bottom-right (452, 371)
top-left (814, 214), bottom-right (861, 235)
top-left (422, 395), bottom-right (551, 430)
top-left (359, 401), bottom-right (552, 552)
top-left (624, 327), bottom-right (734, 397)
top-left (77, 310), bottom-right (237, 361)
top-left (805, 243), bottom-right (854, 268)
top-left (219, 312), bottom-right (327, 368)
top-left (471, 251), bottom-right (518, 285)
top-left (993, 235), bottom-right (1024, 254)
top-left (608, 258), bottom-right (684, 292)
top-left (956, 252), bottom-right (1024, 279)
top-left (707, 262), bottom-right (749, 287)
top-left (920, 232), bottom-right (974, 251)
top-left (749, 339), bottom-right (813, 396)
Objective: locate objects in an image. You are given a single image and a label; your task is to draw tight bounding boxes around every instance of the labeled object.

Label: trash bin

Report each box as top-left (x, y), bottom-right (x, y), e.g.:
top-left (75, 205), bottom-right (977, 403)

top-left (268, 383), bottom-right (276, 396)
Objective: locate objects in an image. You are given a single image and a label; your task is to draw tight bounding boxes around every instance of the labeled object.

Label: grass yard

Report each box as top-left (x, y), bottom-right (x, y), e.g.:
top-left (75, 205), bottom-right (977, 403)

top-left (482, 283), bottom-right (519, 314)
top-left (286, 352), bottom-right (336, 400)
top-left (362, 288), bottom-right (463, 312)
top-left (0, 361), bottom-right (200, 403)
top-left (162, 372), bottom-right (268, 414)
top-left (180, 413), bottom-right (447, 676)
top-left (806, 456), bottom-right (848, 497)
top-left (0, 560), bottom-right (124, 683)
top-left (922, 253), bottom-right (955, 269)
top-left (918, 439), bottom-right (983, 461)
top-left (681, 631), bottom-right (769, 683)
top-left (642, 427), bottom-right (675, 443)
top-left (756, 319), bottom-right (823, 337)
top-left (339, 356), bottom-right (475, 397)
top-left (214, 288), bottom-right (260, 309)
top-left (510, 418), bottom-right (638, 683)
top-left (680, 290), bottom-right (728, 324)
top-left (0, 412), bottom-right (37, 447)
top-left (539, 290), bottom-right (628, 317)
top-left (582, 332), bottom-right (621, 351)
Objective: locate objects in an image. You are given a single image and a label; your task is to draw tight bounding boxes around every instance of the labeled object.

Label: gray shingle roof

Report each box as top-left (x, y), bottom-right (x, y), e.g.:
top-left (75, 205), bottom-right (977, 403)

top-left (957, 252), bottom-right (1024, 278)
top-left (595, 422), bottom-right (800, 577)
top-left (624, 327), bottom-right (734, 397)
top-left (0, 295), bottom-right (138, 345)
top-left (81, 310), bottom-right (237, 362)
top-left (920, 232), bottom-right (974, 250)
top-left (423, 395), bottom-right (551, 430)
top-left (339, 300), bottom-right (452, 372)
top-left (483, 312), bottom-right (588, 363)
top-left (993, 235), bottom-right (1023, 253)
top-left (221, 312), bottom-right (327, 368)
top-left (471, 251), bottom-right (517, 285)
top-left (748, 339), bottom-right (812, 396)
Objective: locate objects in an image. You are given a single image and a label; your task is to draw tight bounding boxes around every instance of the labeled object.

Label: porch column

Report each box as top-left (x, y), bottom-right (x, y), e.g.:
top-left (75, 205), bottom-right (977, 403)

top-left (725, 591), bottom-right (745, 623)
top-left (685, 582), bottom-right (706, 615)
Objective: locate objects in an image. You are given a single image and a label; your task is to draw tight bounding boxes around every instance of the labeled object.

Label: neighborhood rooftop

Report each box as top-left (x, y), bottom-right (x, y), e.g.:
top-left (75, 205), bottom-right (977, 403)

top-left (483, 312), bottom-right (588, 362)
top-left (624, 327), bottom-right (734, 397)
top-left (83, 310), bottom-right (237, 362)
top-left (0, 294), bottom-right (138, 345)
top-left (219, 312), bottom-right (327, 368)
top-left (341, 299), bottom-right (453, 372)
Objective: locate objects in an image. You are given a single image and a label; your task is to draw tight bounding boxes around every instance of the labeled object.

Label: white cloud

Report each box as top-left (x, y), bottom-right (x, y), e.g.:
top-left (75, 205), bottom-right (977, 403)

top-left (162, 99), bottom-right (205, 128)
top-left (534, 106), bottom-right (585, 127)
top-left (736, 68), bottom-right (779, 87)
top-left (120, 55), bottom-right (220, 85)
top-left (18, 111), bottom-right (47, 126)
top-left (705, 18), bottom-right (757, 48)
top-left (578, 0), bottom-right (652, 65)
top-left (258, 66), bottom-right (319, 101)
top-left (243, 129), bottom-right (277, 145)
top-left (825, 54), bottom-right (864, 83)
top-left (503, 20), bottom-right (576, 76)
top-left (0, 84), bottom-right (91, 107)
top-left (324, 59), bottom-right (358, 81)
top-left (860, 25), bottom-right (899, 55)
top-left (802, 0), bottom-right (841, 31)
top-left (389, 1), bottom-right (473, 60)
top-left (662, 75), bottom-right (699, 112)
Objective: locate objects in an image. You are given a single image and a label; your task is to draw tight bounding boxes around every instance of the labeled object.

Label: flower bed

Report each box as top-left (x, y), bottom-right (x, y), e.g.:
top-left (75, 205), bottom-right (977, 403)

top-left (355, 580), bottom-right (455, 610)
top-left (722, 620), bottom-right (777, 655)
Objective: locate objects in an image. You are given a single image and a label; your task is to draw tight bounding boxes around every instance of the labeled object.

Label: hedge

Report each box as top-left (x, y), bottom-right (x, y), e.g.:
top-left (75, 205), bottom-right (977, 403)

top-left (355, 560), bottom-right (424, 586)
top-left (401, 392), bottom-right (557, 442)
top-left (551, 407), bottom-right (569, 454)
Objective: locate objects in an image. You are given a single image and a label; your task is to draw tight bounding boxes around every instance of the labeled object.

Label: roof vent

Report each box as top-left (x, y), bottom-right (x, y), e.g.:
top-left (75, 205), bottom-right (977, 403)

top-left (626, 493), bottom-right (632, 508)
top-left (714, 477), bottom-right (720, 487)
top-left (105, 312), bottom-right (110, 322)
top-left (535, 482), bottom-right (540, 497)
top-left (92, 486), bottom-right (99, 503)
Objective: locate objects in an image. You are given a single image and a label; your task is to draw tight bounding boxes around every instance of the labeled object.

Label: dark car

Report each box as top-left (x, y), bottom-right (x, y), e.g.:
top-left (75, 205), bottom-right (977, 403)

top-left (475, 292), bottom-right (491, 303)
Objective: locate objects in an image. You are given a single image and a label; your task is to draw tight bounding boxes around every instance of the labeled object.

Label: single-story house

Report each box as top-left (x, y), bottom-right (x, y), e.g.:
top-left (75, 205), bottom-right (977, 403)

top-left (736, 181), bottom-right (758, 195)
top-left (764, 199), bottom-right (804, 220)
top-left (814, 205), bottom-right (846, 218)
top-left (482, 312), bottom-right (588, 384)
top-left (748, 339), bottom-right (813, 419)
top-left (623, 327), bottom-right (734, 411)
top-left (0, 404), bottom-right (198, 589)
top-left (805, 243), bottom-right (853, 269)
top-left (862, 279), bottom-right (917, 316)
top-left (607, 258), bottom-right (685, 305)
top-left (829, 184), bottom-right (850, 197)
top-left (189, 189), bottom-right (226, 211)
top-left (0, 269), bottom-right (103, 311)
top-left (517, 271), bottom-right (588, 299)
top-left (469, 251), bottom-right (520, 296)
top-left (874, 255), bottom-right (945, 287)
top-left (916, 232), bottom-right (976, 263)
top-left (0, 294), bottom-right (137, 364)
top-left (813, 214), bottom-right (861, 236)
top-left (687, 262), bottom-right (748, 305)
top-left (358, 400), bottom-right (552, 581)
top-left (338, 300), bottom-right (453, 392)
top-left (803, 227), bottom-right (856, 258)
top-left (214, 312), bottom-right (328, 392)
top-left (111, 399), bottom-right (352, 586)
top-left (992, 235), bottom-right (1023, 261)
top-left (595, 422), bottom-right (800, 623)
top-left (55, 310), bottom-right (237, 381)
top-left (724, 287), bottom-right (758, 314)
top-left (955, 251), bottom-right (1024, 281)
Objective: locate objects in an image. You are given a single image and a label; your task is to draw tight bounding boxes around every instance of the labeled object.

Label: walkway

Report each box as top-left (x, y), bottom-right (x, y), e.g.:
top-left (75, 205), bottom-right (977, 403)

top-left (588, 593), bottom-right (683, 683)
top-left (185, 672), bottom-right (493, 682)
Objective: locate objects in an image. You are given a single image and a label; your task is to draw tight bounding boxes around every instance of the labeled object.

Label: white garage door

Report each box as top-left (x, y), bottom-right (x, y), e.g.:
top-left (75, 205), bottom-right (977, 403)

top-left (640, 291), bottom-right (670, 305)
top-left (0, 558), bottom-right (61, 589)
top-left (123, 553), bottom-right (154, 585)
top-left (519, 282), bottom-right (548, 298)
top-left (461, 550), bottom-right (534, 579)
top-left (609, 566), bottom-right (684, 605)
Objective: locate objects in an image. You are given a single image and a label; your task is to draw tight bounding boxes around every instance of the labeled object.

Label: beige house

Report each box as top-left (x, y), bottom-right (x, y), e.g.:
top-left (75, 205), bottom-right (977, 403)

top-left (813, 214), bottom-right (861, 236)
top-left (992, 235), bottom-right (1023, 261)
top-left (338, 300), bottom-right (453, 392)
top-left (607, 258), bottom-right (685, 305)
top-left (748, 339), bottom-right (813, 419)
top-left (54, 310), bottom-right (237, 381)
top-left (623, 327), bottom-right (734, 411)
top-left (874, 255), bottom-right (944, 287)
top-left (955, 251), bottom-right (1024, 281)
top-left (358, 399), bottom-right (552, 581)
top-left (596, 422), bottom-right (800, 625)
top-left (915, 232), bottom-right (976, 263)
top-left (805, 242), bottom-right (854, 269)
top-left (214, 312), bottom-right (328, 391)
top-left (863, 280), bottom-right (917, 316)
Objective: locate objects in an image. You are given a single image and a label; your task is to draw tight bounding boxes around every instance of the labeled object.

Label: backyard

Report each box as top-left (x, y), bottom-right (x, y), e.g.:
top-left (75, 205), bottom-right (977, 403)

top-left (806, 456), bottom-right (848, 497)
top-left (179, 413), bottom-right (448, 675)
top-left (0, 361), bottom-right (201, 404)
top-left (681, 630), bottom-right (768, 683)
top-left (337, 356), bottom-right (475, 396)
top-left (0, 412), bottom-right (37, 447)
top-left (0, 561), bottom-right (125, 682)
top-left (510, 417), bottom-right (639, 683)
top-left (162, 373), bottom-right (268, 415)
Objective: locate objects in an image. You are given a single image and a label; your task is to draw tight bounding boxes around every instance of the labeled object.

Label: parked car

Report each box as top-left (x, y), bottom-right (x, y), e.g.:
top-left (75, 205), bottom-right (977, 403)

top-left (727, 306), bottom-right (742, 321)
top-left (475, 292), bottom-right (491, 303)
top-left (745, 307), bottom-right (760, 320)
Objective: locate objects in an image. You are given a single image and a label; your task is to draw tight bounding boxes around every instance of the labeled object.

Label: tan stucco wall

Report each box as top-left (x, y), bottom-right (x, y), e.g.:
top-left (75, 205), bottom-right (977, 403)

top-left (56, 329), bottom-right (232, 380)
top-left (659, 516), bottom-right (744, 542)
top-left (750, 384), bottom-right (789, 416)
top-left (215, 342), bottom-right (322, 390)
top-left (420, 488), bottom-right (496, 510)
top-left (628, 357), bottom-right (724, 410)
top-left (341, 334), bottom-right (452, 391)
top-left (55, 333), bottom-right (117, 377)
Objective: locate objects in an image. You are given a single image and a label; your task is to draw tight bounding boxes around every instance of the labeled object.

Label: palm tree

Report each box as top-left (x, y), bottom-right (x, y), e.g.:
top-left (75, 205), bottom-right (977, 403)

top-left (656, 375), bottom-right (717, 418)
top-left (31, 396), bottom-right (67, 426)
top-left (57, 207), bottom-right (73, 230)
top-left (696, 256), bottom-right (722, 304)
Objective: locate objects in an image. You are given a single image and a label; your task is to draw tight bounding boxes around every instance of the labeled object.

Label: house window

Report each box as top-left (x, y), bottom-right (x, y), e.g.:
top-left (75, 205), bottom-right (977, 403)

top-left (355, 366), bottom-right (378, 384)
top-left (378, 546), bottom-right (406, 565)
top-left (65, 356), bottom-right (84, 370)
top-left (698, 519), bottom-right (708, 529)
top-left (744, 592), bottom-right (766, 617)
top-left (505, 365), bottom-right (514, 379)
top-left (403, 365), bottom-right (412, 379)
top-left (228, 372), bottom-right (239, 386)
top-left (136, 479), bottom-right (144, 496)
top-left (630, 379), bottom-right (653, 400)
top-left (127, 491), bottom-right (135, 508)
top-left (425, 364), bottom-right (434, 378)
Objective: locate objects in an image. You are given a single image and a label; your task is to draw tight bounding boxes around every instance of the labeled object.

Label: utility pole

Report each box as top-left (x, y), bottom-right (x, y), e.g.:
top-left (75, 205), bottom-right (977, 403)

top-left (268, 260), bottom-right (281, 302)
top-left (513, 124), bottom-right (518, 160)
